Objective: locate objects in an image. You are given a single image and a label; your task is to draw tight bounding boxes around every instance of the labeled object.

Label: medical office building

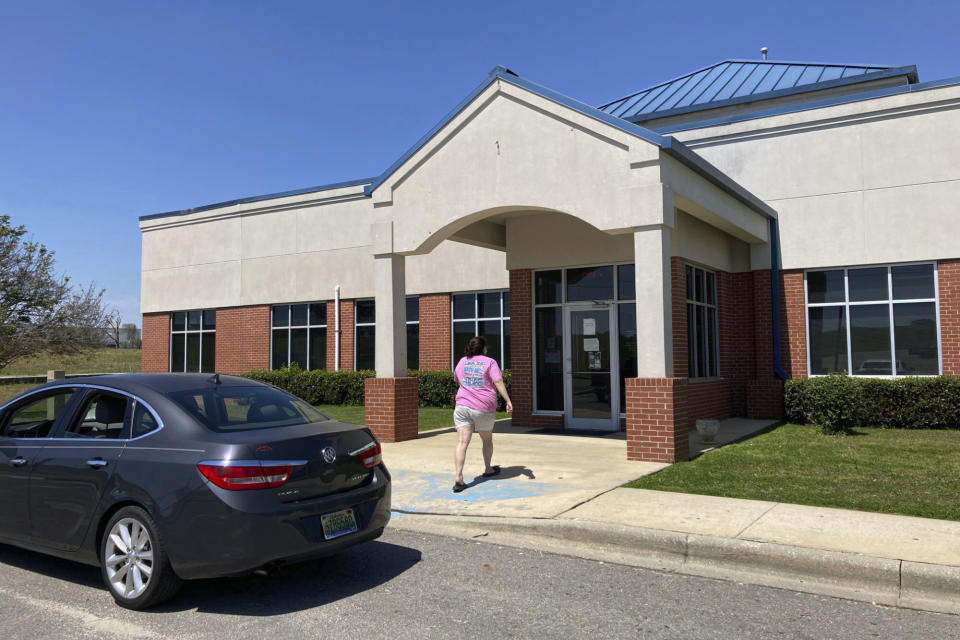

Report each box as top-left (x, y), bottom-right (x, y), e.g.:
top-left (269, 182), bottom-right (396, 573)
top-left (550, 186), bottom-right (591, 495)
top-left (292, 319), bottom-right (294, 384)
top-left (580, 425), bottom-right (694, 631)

top-left (140, 58), bottom-right (960, 462)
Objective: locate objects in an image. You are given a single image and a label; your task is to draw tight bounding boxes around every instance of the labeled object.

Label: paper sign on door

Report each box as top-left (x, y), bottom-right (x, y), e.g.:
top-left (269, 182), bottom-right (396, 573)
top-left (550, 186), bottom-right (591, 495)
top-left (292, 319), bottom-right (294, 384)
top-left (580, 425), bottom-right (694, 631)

top-left (583, 318), bottom-right (596, 335)
top-left (583, 337), bottom-right (600, 352)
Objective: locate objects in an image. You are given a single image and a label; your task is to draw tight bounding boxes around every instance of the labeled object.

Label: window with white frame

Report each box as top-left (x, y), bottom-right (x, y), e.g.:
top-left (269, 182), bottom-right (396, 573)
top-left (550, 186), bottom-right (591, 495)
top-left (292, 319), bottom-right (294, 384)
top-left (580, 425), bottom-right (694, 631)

top-left (354, 299), bottom-right (375, 371)
top-left (406, 296), bottom-right (419, 370)
top-left (686, 265), bottom-right (718, 378)
top-left (806, 263), bottom-right (940, 376)
top-left (531, 265), bottom-right (637, 413)
top-left (271, 303), bottom-right (326, 370)
top-left (171, 310), bottom-right (216, 373)
top-left (451, 291), bottom-right (510, 369)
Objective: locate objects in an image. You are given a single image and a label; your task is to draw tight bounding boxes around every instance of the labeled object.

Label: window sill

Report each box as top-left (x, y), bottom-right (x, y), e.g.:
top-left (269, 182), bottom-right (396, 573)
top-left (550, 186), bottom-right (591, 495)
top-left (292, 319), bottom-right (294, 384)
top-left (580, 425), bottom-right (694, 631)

top-left (687, 376), bottom-right (725, 384)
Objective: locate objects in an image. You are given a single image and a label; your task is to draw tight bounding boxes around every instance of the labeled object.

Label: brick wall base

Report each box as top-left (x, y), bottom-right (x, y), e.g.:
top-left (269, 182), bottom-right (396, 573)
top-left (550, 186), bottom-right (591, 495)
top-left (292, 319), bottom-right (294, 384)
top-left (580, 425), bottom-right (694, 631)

top-left (364, 377), bottom-right (419, 442)
top-left (215, 305), bottom-right (270, 374)
top-left (686, 379), bottom-right (736, 429)
top-left (746, 379), bottom-right (784, 419)
top-left (626, 378), bottom-right (688, 462)
top-left (141, 313), bottom-right (170, 373)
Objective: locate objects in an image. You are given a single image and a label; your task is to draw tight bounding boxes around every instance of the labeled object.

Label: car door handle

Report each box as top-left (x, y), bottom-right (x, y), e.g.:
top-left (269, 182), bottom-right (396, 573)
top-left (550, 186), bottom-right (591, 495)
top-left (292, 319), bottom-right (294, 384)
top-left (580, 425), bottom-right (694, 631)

top-left (86, 458), bottom-right (108, 468)
top-left (9, 457), bottom-right (28, 467)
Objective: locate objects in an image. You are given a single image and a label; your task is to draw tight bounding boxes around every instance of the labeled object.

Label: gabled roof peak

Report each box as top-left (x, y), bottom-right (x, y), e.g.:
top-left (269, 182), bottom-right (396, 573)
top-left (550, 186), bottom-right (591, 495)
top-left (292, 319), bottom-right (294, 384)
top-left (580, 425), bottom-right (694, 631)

top-left (599, 59), bottom-right (919, 123)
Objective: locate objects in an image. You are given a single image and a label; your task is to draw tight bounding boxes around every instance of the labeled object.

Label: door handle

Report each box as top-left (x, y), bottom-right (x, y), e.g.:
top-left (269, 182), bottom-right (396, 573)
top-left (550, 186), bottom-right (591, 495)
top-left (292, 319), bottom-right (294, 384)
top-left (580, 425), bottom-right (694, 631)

top-left (86, 458), bottom-right (108, 469)
top-left (9, 457), bottom-right (27, 467)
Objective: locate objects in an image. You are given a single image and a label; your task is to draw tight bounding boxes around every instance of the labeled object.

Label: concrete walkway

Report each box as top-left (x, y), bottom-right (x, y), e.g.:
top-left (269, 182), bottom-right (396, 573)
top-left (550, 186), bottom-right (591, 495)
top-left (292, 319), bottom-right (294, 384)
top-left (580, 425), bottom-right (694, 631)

top-left (382, 420), bottom-right (960, 616)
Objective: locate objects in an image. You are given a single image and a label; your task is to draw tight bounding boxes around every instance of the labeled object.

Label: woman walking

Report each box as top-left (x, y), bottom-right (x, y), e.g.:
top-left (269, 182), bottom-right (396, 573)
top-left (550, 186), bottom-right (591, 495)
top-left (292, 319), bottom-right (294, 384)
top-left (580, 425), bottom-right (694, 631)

top-left (452, 336), bottom-right (513, 493)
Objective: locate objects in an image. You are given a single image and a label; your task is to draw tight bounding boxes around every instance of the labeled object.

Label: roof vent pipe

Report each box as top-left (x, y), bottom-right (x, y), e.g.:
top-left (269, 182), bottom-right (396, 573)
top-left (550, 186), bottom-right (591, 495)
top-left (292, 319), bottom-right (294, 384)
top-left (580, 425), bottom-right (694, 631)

top-left (761, 47), bottom-right (768, 61)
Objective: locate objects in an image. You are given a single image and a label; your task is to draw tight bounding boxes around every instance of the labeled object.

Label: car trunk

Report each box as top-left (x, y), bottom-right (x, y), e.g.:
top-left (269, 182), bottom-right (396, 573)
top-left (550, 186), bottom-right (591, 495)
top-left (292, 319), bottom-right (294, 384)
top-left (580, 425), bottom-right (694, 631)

top-left (228, 422), bottom-right (377, 503)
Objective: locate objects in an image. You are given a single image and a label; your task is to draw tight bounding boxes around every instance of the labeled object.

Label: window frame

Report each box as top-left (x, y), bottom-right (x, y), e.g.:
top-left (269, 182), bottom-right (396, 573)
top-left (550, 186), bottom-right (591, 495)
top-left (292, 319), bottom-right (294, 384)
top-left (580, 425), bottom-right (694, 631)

top-left (531, 262), bottom-right (637, 416)
top-left (354, 298), bottom-right (376, 371)
top-left (0, 385), bottom-right (164, 442)
top-left (170, 310), bottom-right (216, 373)
top-left (685, 264), bottom-right (720, 379)
top-left (62, 389), bottom-right (133, 441)
top-left (269, 302), bottom-right (328, 371)
top-left (804, 261), bottom-right (942, 377)
top-left (406, 295), bottom-right (419, 371)
top-left (450, 289), bottom-right (511, 370)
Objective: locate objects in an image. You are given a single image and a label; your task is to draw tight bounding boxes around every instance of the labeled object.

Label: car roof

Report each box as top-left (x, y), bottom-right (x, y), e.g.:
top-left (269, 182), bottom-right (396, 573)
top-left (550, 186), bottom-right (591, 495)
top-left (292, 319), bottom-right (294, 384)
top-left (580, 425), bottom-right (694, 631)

top-left (43, 373), bottom-right (263, 397)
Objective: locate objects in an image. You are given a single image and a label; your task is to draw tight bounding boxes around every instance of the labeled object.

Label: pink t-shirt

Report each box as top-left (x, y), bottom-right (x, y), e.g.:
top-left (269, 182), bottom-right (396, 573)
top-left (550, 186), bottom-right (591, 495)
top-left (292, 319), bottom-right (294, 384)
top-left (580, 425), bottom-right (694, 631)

top-left (453, 355), bottom-right (502, 414)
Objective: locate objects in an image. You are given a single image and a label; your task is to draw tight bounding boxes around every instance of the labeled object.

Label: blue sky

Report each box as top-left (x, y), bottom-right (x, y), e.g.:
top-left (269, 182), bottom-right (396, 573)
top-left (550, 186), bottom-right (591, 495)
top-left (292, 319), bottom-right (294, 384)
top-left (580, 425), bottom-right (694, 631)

top-left (2, 0), bottom-right (958, 325)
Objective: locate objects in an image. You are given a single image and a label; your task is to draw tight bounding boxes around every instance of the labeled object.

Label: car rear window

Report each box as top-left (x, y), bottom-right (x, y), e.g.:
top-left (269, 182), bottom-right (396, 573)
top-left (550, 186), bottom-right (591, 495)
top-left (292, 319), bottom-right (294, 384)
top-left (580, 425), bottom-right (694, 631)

top-left (168, 386), bottom-right (330, 432)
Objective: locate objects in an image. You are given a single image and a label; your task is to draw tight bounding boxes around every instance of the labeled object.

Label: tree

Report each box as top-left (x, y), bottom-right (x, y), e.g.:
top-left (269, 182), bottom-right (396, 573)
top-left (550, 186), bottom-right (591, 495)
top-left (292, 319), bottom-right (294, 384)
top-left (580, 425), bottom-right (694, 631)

top-left (105, 309), bottom-right (123, 348)
top-left (0, 215), bottom-right (113, 369)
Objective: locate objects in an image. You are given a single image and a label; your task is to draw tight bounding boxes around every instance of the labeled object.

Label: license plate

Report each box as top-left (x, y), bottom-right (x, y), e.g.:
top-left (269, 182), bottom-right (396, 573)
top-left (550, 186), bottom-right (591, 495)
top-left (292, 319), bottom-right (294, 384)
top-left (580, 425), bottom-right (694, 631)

top-left (320, 508), bottom-right (358, 540)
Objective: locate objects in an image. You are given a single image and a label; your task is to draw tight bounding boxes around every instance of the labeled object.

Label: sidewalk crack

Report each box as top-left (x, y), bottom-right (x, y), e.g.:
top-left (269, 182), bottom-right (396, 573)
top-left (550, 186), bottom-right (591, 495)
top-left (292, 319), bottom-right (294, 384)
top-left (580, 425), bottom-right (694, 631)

top-left (733, 502), bottom-right (779, 539)
top-left (549, 486), bottom-right (621, 519)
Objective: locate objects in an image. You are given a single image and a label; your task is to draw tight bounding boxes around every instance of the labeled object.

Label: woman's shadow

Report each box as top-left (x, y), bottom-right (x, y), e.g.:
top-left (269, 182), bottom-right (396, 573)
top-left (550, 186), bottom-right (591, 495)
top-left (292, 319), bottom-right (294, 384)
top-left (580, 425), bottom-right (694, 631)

top-left (467, 465), bottom-right (535, 488)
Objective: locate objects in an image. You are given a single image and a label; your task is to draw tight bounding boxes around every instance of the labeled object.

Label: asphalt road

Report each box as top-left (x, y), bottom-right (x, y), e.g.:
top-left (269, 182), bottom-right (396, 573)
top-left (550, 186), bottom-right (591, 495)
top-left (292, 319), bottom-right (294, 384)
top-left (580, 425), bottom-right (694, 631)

top-left (0, 529), bottom-right (957, 640)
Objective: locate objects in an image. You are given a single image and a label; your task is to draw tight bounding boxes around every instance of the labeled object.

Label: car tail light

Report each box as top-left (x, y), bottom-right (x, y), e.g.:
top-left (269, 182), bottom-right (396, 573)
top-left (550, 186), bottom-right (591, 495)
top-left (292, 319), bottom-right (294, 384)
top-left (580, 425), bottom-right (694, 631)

top-left (197, 462), bottom-right (293, 491)
top-left (352, 441), bottom-right (382, 468)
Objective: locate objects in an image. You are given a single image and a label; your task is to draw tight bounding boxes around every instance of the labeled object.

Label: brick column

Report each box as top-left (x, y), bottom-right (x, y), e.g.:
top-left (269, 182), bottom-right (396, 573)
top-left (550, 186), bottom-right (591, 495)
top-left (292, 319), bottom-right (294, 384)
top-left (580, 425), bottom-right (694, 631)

top-left (141, 313), bottom-right (170, 373)
top-left (782, 270), bottom-right (807, 378)
top-left (745, 269), bottom-right (785, 419)
top-left (509, 269), bottom-right (534, 425)
top-left (364, 377), bottom-right (418, 442)
top-left (509, 269), bottom-right (563, 429)
top-left (938, 259), bottom-right (960, 376)
top-left (625, 377), bottom-right (688, 462)
top-left (419, 294), bottom-right (451, 370)
top-left (339, 300), bottom-right (355, 371)
top-left (215, 305), bottom-right (270, 374)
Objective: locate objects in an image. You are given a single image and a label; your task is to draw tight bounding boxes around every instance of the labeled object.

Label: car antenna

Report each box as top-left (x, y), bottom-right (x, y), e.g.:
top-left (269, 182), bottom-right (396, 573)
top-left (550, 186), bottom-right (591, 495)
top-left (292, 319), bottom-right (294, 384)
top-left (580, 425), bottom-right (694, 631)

top-left (207, 372), bottom-right (221, 385)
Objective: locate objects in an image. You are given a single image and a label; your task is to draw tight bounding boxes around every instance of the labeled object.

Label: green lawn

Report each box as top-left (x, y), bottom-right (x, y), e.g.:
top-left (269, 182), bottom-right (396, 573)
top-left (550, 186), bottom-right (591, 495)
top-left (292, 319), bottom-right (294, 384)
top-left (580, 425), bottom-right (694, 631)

top-left (0, 348), bottom-right (141, 376)
top-left (0, 383), bottom-right (41, 405)
top-left (626, 423), bottom-right (960, 522)
top-left (316, 405), bottom-right (509, 432)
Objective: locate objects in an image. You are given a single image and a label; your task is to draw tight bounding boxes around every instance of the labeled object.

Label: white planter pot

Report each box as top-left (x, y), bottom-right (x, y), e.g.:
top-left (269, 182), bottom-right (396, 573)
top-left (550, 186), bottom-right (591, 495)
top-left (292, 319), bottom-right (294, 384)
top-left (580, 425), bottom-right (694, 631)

top-left (696, 419), bottom-right (721, 443)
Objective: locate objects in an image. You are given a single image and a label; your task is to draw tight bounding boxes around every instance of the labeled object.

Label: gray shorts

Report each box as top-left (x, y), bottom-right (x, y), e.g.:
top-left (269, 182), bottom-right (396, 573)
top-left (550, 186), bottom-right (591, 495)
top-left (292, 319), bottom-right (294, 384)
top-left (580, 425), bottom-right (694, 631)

top-left (453, 405), bottom-right (496, 432)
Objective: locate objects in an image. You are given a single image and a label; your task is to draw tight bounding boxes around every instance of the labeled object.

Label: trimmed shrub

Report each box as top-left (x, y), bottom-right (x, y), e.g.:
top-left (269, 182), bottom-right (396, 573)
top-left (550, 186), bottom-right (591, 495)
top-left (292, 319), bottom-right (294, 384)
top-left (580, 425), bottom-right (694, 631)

top-left (784, 375), bottom-right (960, 431)
top-left (242, 366), bottom-right (512, 410)
top-left (242, 366), bottom-right (372, 405)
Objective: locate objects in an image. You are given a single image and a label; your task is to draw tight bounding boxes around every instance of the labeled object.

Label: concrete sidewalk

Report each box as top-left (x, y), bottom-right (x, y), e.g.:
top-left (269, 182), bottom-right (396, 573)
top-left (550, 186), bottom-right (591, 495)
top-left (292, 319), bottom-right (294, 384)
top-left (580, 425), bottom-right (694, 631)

top-left (381, 421), bottom-right (960, 616)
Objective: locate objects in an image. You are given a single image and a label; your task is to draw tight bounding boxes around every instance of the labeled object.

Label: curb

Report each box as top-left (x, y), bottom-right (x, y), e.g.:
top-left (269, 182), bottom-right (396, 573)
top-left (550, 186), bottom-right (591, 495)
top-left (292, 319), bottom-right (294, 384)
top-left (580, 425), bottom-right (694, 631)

top-left (387, 512), bottom-right (960, 616)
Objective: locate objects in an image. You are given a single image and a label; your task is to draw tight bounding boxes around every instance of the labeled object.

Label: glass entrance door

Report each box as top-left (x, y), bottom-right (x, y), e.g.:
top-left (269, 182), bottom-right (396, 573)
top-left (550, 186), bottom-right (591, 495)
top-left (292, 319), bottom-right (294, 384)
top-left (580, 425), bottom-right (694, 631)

top-left (565, 305), bottom-right (618, 431)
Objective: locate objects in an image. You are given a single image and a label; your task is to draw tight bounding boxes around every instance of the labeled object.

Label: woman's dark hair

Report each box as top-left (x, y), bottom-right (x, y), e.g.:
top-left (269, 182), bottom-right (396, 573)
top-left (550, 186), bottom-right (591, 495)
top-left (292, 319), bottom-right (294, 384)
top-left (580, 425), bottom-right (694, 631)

top-left (464, 336), bottom-right (486, 358)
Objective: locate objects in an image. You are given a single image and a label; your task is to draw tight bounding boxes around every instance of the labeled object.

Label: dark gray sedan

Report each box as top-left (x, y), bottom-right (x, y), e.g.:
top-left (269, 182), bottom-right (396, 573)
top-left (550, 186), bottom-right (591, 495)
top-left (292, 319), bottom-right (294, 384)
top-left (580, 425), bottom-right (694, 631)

top-left (0, 373), bottom-right (391, 609)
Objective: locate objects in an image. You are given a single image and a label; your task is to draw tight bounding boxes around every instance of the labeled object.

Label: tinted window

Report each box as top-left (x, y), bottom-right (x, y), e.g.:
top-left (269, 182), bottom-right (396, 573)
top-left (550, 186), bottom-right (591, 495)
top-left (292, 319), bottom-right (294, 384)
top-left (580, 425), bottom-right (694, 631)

top-left (65, 393), bottom-right (130, 439)
top-left (131, 403), bottom-right (160, 438)
top-left (617, 264), bottom-right (635, 300)
top-left (478, 292), bottom-right (501, 318)
top-left (535, 270), bottom-right (562, 304)
top-left (3, 389), bottom-right (78, 438)
top-left (566, 266), bottom-right (614, 302)
top-left (169, 386), bottom-right (329, 432)
top-left (892, 264), bottom-right (935, 300)
top-left (807, 270), bottom-right (844, 304)
top-left (406, 296), bottom-right (419, 323)
top-left (452, 294), bottom-right (475, 320)
top-left (355, 300), bottom-right (375, 324)
top-left (848, 267), bottom-right (888, 302)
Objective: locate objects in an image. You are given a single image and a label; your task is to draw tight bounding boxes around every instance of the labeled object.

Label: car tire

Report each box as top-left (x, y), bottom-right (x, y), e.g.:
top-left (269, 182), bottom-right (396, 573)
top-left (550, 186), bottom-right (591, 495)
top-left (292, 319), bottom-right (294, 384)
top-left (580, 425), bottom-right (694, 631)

top-left (100, 506), bottom-right (182, 609)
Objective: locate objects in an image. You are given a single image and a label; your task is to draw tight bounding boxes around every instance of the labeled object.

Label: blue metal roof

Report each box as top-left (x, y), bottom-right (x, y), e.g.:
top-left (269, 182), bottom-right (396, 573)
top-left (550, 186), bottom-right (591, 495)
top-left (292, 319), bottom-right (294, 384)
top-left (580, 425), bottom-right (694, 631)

top-left (140, 177), bottom-right (375, 222)
top-left (598, 60), bottom-right (919, 123)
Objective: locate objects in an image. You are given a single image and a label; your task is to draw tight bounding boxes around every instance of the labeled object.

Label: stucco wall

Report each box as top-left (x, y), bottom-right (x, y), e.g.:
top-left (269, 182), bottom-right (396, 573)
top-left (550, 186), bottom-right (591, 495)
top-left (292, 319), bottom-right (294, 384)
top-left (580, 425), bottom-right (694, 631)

top-left (673, 82), bottom-right (960, 270)
top-left (141, 194), bottom-right (508, 313)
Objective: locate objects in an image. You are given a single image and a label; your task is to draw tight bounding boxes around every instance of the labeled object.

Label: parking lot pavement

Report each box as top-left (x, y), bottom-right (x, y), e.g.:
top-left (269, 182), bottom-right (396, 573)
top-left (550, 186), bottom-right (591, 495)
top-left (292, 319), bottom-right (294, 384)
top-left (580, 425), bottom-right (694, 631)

top-left (2, 530), bottom-right (959, 640)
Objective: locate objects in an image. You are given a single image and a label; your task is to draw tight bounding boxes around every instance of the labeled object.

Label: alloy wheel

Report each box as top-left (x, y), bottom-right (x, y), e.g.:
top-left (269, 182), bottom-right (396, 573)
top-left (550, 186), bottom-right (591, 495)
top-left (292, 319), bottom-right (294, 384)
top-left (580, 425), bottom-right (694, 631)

top-left (103, 517), bottom-right (154, 599)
